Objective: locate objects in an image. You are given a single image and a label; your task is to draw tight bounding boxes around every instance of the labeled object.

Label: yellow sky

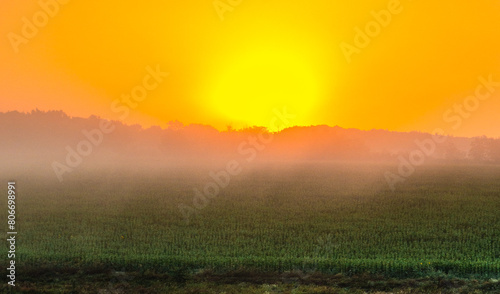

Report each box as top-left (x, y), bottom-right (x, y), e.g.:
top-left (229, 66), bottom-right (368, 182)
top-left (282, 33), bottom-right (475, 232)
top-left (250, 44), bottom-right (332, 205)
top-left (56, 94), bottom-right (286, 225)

top-left (1, 0), bottom-right (500, 137)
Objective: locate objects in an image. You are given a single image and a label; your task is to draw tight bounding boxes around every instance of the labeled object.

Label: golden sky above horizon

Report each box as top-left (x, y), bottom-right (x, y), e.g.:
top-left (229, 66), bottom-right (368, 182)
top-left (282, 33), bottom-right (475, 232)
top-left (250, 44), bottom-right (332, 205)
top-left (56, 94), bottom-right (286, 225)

top-left (1, 0), bottom-right (500, 137)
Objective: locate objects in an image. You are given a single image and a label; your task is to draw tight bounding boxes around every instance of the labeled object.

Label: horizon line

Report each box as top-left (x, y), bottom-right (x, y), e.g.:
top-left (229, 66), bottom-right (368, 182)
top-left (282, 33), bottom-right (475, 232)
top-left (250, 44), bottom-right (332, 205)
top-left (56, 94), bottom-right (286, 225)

top-left (1, 108), bottom-right (498, 140)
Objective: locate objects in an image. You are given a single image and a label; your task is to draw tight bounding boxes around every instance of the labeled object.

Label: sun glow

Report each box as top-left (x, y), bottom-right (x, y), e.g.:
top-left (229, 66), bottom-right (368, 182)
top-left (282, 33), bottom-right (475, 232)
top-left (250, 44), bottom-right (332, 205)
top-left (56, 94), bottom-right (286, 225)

top-left (208, 45), bottom-right (324, 131)
top-left (2, 1), bottom-right (500, 137)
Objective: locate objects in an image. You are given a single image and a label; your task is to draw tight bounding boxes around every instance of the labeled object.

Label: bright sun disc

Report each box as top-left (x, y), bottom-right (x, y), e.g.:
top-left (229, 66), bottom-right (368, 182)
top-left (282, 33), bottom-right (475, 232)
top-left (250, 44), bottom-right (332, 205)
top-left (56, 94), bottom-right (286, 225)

top-left (209, 46), bottom-right (322, 131)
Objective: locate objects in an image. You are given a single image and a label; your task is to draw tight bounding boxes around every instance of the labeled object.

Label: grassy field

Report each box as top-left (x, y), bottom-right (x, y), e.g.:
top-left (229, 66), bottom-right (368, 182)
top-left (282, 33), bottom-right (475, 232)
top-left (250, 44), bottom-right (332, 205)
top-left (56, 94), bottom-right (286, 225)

top-left (2, 162), bottom-right (500, 292)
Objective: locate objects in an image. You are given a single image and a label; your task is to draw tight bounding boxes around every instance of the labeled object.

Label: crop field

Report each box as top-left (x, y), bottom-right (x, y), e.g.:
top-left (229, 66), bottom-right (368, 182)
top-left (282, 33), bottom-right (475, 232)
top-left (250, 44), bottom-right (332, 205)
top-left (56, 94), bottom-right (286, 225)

top-left (2, 162), bottom-right (500, 292)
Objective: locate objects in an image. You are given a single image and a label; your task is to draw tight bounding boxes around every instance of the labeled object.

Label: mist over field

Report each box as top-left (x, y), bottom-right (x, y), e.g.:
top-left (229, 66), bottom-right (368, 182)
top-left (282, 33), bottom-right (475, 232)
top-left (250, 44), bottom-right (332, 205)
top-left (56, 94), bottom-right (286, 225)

top-left (2, 110), bottom-right (499, 179)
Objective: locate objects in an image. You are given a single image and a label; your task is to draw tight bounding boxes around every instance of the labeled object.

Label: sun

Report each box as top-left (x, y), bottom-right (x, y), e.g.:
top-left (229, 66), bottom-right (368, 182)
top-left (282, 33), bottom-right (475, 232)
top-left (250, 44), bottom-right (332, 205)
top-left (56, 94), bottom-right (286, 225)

top-left (208, 45), bottom-right (323, 131)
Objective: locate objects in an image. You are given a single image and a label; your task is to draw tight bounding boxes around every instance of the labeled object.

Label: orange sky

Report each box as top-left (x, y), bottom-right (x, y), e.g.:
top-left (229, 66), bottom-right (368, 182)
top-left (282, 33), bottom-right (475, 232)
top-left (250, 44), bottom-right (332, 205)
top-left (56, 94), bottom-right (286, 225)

top-left (1, 0), bottom-right (500, 137)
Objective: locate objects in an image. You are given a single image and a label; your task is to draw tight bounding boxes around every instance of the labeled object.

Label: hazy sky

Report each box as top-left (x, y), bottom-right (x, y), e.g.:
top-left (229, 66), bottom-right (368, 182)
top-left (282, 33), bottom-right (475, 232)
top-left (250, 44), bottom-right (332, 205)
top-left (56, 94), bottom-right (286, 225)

top-left (1, 0), bottom-right (500, 137)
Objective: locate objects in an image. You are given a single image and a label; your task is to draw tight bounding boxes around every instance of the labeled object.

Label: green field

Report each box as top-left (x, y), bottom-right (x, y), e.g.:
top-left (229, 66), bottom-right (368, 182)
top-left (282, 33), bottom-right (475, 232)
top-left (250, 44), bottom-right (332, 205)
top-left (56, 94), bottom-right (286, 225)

top-left (3, 162), bottom-right (500, 292)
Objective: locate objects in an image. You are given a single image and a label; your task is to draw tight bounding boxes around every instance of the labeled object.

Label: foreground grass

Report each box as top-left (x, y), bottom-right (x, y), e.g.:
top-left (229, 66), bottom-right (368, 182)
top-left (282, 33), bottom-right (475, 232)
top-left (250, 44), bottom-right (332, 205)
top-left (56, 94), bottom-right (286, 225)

top-left (1, 162), bottom-right (499, 291)
top-left (4, 269), bottom-right (500, 293)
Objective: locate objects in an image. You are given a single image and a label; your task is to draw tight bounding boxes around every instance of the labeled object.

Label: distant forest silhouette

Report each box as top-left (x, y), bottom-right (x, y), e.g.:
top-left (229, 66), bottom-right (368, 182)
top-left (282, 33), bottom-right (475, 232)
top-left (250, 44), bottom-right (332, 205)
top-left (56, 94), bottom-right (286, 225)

top-left (2, 110), bottom-right (500, 174)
